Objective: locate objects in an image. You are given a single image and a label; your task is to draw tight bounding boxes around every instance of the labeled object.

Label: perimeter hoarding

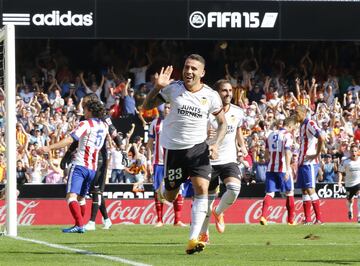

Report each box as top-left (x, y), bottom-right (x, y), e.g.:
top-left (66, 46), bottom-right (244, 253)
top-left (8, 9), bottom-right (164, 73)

top-left (1, 0), bottom-right (360, 40)
top-left (0, 198), bottom-right (356, 225)
top-left (0, 183), bottom-right (347, 199)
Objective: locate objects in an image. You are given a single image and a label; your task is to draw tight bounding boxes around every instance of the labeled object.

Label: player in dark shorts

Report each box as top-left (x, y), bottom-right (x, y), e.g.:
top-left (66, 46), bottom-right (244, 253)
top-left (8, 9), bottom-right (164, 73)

top-left (142, 54), bottom-right (227, 254)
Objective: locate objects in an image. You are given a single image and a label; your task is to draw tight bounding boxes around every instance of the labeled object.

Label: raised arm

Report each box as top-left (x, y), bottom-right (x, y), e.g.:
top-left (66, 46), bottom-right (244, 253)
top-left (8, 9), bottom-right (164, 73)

top-left (99, 74), bottom-right (105, 89)
top-left (295, 77), bottom-right (301, 99)
top-left (79, 72), bottom-right (89, 90)
top-left (121, 78), bottom-right (131, 98)
top-left (142, 66), bottom-right (173, 110)
top-left (309, 77), bottom-right (317, 103)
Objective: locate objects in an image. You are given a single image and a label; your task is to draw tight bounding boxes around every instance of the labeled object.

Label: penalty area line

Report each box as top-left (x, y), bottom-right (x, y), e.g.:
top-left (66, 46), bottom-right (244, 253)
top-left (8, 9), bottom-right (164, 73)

top-left (10, 235), bottom-right (152, 266)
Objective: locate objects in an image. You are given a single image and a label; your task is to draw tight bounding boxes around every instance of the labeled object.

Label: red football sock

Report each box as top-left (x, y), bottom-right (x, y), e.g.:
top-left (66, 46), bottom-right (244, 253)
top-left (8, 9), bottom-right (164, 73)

top-left (261, 194), bottom-right (273, 219)
top-left (154, 192), bottom-right (163, 223)
top-left (69, 201), bottom-right (83, 227)
top-left (80, 204), bottom-right (86, 218)
top-left (286, 196), bottom-right (295, 223)
top-left (173, 193), bottom-right (184, 224)
top-left (303, 200), bottom-right (312, 223)
top-left (312, 199), bottom-right (322, 221)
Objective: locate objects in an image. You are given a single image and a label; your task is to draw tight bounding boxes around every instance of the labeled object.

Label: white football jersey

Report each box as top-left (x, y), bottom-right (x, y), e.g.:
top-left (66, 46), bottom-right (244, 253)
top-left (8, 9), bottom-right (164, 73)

top-left (159, 81), bottom-right (222, 149)
top-left (339, 157), bottom-right (360, 187)
top-left (209, 104), bottom-right (244, 165)
top-left (70, 118), bottom-right (108, 171)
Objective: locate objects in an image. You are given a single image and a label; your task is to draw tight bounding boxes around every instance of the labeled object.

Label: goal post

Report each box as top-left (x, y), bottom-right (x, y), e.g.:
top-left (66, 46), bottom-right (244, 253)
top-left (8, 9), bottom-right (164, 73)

top-left (0, 24), bottom-right (17, 236)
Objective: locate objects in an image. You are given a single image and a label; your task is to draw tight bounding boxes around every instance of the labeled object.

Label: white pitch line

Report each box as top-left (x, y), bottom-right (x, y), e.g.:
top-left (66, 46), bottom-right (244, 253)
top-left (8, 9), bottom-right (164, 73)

top-left (10, 236), bottom-right (152, 266)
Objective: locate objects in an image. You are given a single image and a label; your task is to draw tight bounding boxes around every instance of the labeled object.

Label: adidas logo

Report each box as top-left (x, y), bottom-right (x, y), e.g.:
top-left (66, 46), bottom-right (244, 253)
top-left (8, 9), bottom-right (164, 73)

top-left (2, 10), bottom-right (93, 27)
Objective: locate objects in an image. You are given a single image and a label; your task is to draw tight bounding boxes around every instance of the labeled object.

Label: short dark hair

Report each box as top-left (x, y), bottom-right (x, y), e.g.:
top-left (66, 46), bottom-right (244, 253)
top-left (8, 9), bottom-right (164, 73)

top-left (213, 79), bottom-right (231, 92)
top-left (186, 54), bottom-right (206, 67)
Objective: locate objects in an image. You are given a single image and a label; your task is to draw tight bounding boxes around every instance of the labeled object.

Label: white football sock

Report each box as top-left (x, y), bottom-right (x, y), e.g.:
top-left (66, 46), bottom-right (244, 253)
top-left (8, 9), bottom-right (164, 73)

top-left (189, 195), bottom-right (208, 240)
top-left (215, 182), bottom-right (241, 215)
top-left (200, 193), bottom-right (216, 234)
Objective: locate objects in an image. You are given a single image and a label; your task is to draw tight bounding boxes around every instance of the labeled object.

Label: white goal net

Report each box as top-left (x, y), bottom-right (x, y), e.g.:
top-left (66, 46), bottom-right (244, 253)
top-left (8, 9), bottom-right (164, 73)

top-left (0, 24), bottom-right (17, 237)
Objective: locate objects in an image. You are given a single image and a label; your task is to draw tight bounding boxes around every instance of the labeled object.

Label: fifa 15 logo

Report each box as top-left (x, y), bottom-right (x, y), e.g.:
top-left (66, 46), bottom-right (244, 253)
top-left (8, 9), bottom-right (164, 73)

top-left (2, 10), bottom-right (93, 27)
top-left (189, 11), bottom-right (278, 29)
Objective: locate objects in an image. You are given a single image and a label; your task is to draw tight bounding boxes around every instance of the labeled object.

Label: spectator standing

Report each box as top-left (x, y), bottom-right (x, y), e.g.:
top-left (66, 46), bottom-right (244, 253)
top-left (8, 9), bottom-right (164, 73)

top-left (16, 160), bottom-right (29, 185)
top-left (80, 72), bottom-right (104, 100)
top-left (109, 136), bottom-right (126, 183)
top-left (45, 151), bottom-right (63, 184)
top-left (129, 53), bottom-right (152, 87)
top-left (123, 144), bottom-right (146, 189)
top-left (319, 154), bottom-right (337, 183)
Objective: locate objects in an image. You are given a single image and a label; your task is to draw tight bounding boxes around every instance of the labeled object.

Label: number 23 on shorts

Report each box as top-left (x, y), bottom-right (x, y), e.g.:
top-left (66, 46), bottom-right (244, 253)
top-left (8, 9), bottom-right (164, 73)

top-left (167, 168), bottom-right (182, 181)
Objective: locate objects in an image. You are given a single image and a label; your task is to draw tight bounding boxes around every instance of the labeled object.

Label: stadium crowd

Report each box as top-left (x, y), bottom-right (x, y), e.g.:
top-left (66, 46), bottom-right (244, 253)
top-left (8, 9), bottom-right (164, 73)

top-left (0, 40), bottom-right (359, 188)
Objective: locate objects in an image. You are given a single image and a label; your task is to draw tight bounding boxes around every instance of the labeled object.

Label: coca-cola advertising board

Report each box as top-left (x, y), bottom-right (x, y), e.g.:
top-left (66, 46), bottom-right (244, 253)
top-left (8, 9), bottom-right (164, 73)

top-left (0, 199), bottom-right (356, 225)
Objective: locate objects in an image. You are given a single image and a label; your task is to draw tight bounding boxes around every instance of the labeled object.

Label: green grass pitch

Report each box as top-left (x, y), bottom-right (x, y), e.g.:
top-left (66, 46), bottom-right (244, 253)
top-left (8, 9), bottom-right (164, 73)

top-left (0, 223), bottom-right (360, 266)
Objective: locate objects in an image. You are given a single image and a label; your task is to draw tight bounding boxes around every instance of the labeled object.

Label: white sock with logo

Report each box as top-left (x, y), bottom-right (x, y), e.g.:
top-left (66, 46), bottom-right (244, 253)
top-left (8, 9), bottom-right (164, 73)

top-left (189, 195), bottom-right (208, 240)
top-left (200, 193), bottom-right (216, 234)
top-left (216, 182), bottom-right (241, 215)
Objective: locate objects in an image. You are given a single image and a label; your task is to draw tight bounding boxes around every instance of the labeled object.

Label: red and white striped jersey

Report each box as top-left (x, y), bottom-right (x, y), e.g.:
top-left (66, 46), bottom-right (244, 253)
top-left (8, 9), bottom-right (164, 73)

top-left (70, 118), bottom-right (108, 171)
top-left (148, 117), bottom-right (164, 165)
top-left (298, 118), bottom-right (321, 166)
top-left (266, 128), bottom-right (293, 173)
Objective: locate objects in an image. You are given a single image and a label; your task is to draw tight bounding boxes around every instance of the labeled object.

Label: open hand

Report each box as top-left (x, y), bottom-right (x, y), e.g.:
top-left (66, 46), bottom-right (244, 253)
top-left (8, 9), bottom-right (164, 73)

top-left (154, 66), bottom-right (173, 89)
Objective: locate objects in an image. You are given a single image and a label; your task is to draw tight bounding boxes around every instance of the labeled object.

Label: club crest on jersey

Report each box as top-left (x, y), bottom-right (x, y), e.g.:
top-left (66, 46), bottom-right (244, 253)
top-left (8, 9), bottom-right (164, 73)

top-left (230, 115), bottom-right (236, 123)
top-left (169, 181), bottom-right (176, 188)
top-left (200, 97), bottom-right (208, 105)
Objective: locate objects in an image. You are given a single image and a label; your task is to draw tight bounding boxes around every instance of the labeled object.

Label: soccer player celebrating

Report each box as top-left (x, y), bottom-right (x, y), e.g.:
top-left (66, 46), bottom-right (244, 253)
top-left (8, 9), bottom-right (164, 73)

top-left (338, 144), bottom-right (360, 222)
top-left (143, 54), bottom-right (227, 254)
top-left (199, 79), bottom-right (247, 243)
top-left (259, 117), bottom-right (297, 226)
top-left (38, 99), bottom-right (108, 233)
top-left (147, 103), bottom-right (187, 227)
top-left (294, 105), bottom-right (325, 225)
